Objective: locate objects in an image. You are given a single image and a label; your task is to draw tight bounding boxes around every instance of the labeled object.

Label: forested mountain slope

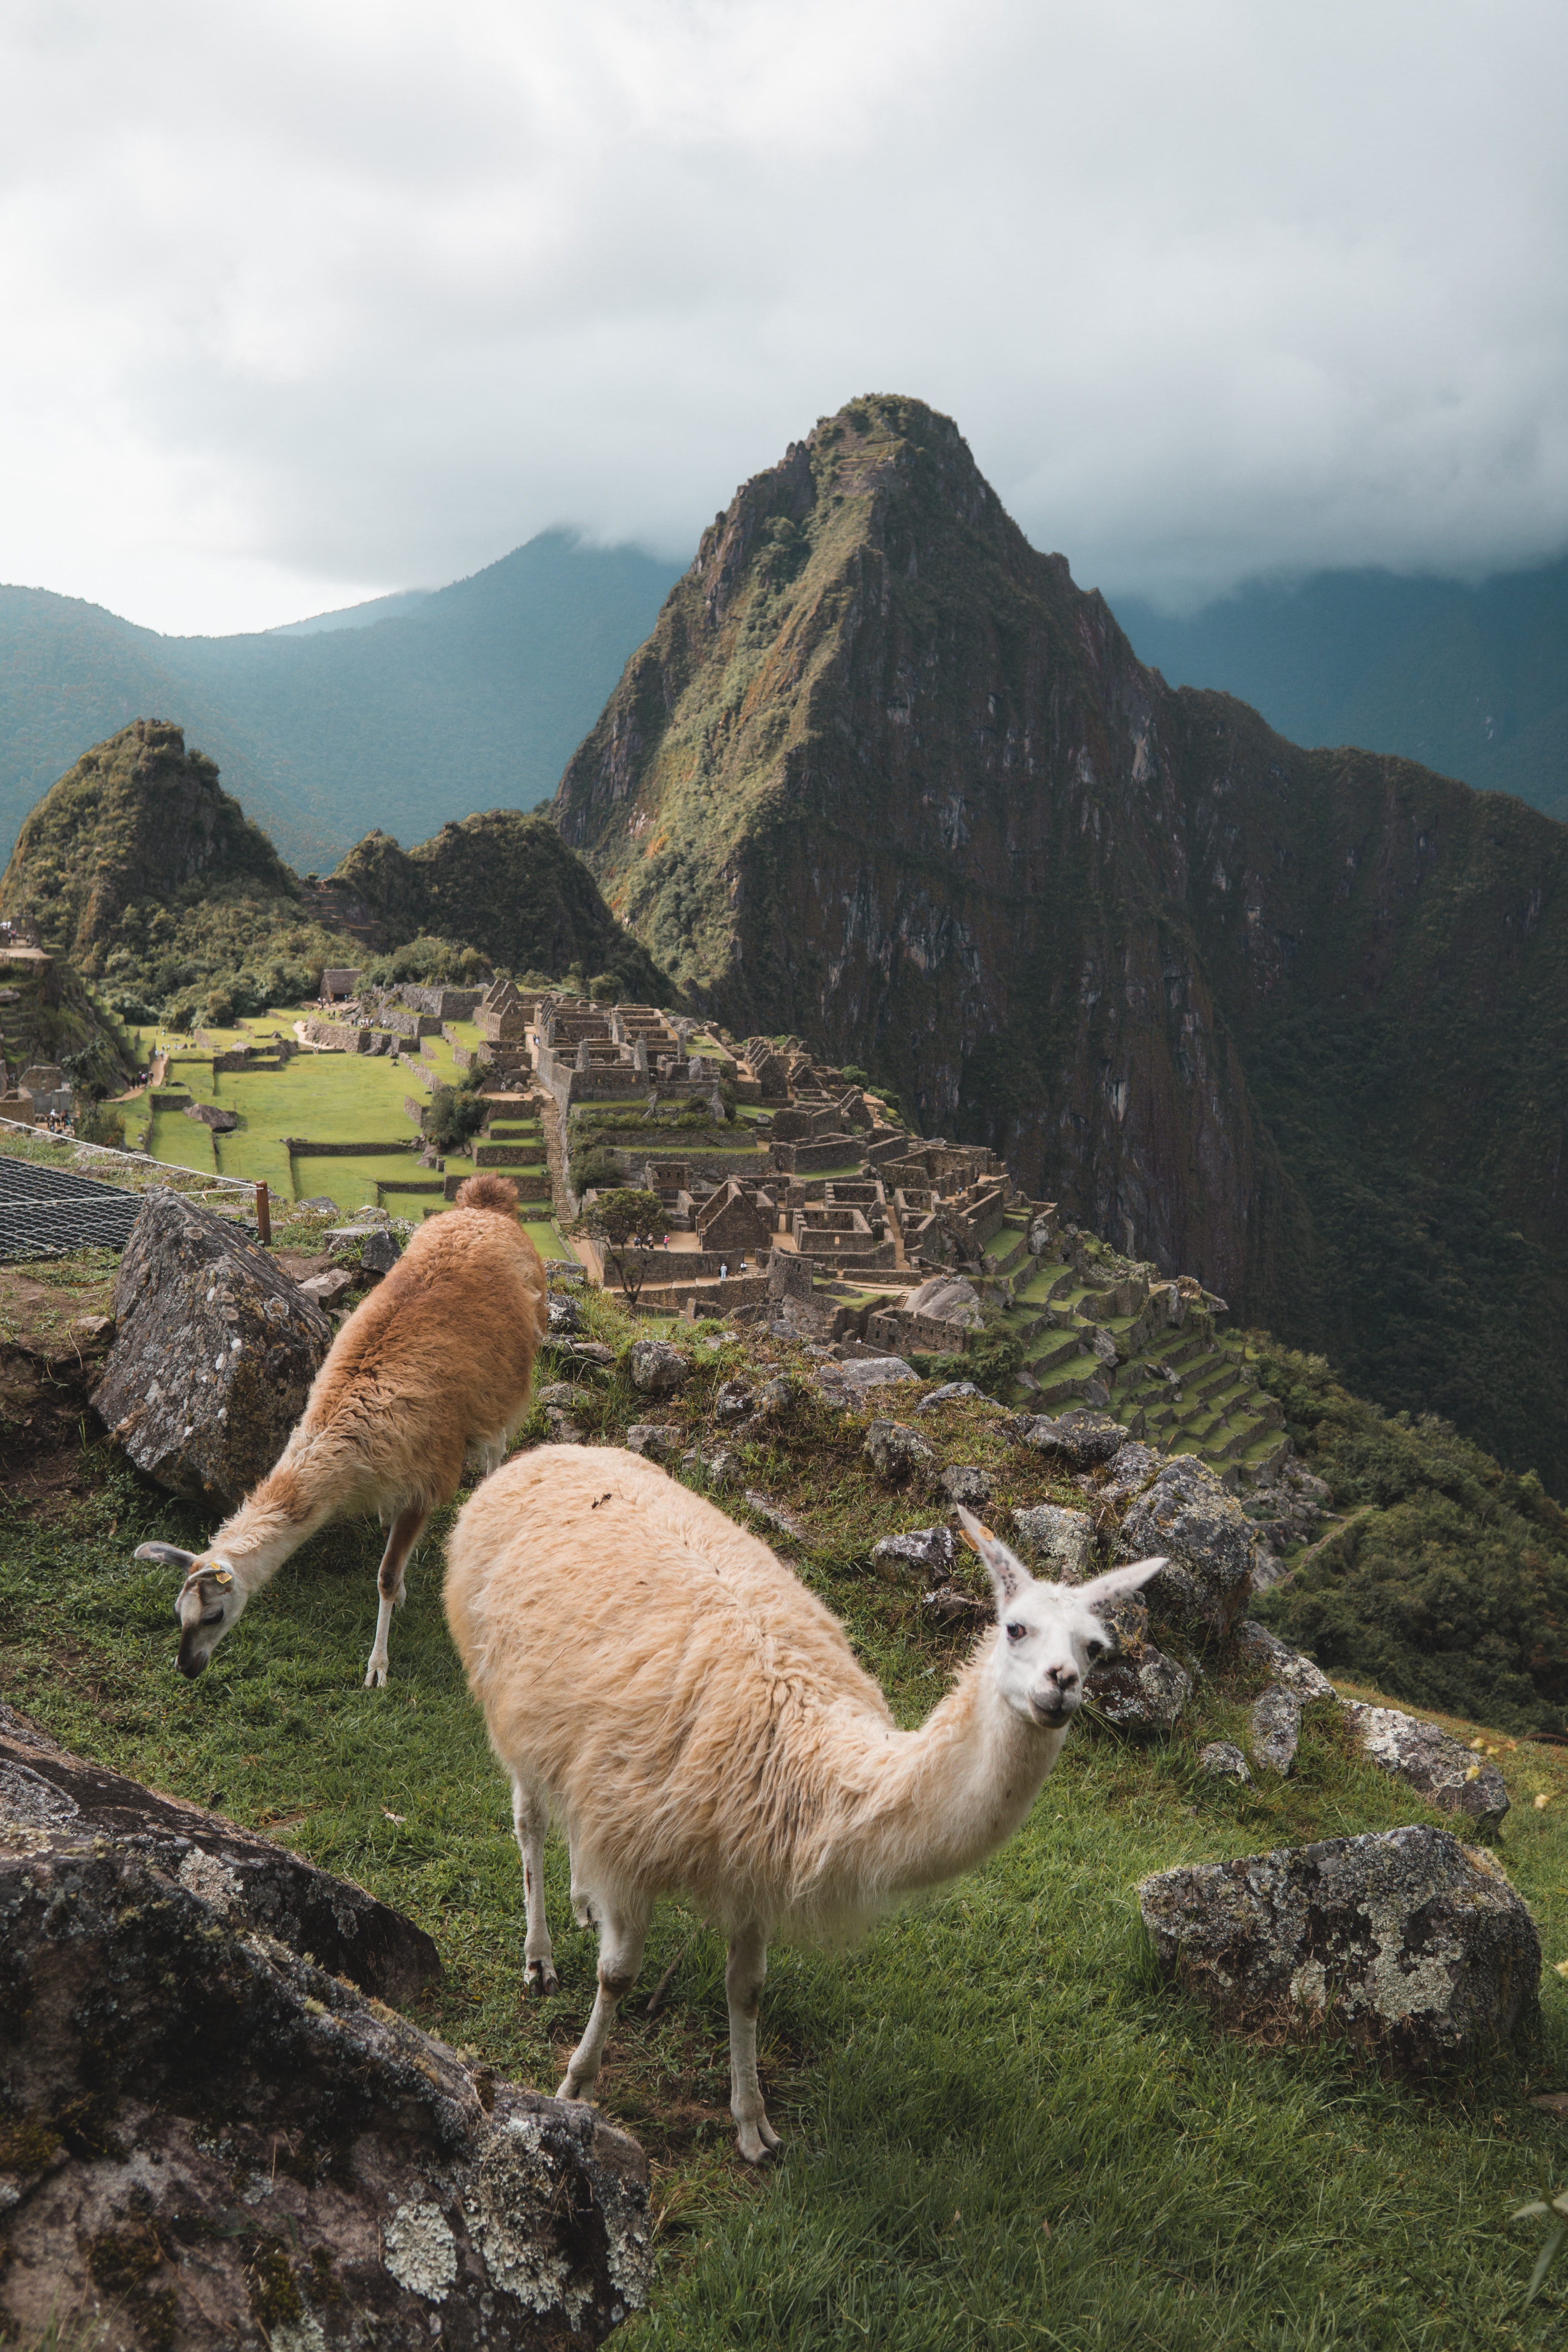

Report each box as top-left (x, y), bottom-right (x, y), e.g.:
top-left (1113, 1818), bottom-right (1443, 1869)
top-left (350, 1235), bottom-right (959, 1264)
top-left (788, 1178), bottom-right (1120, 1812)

top-left (554, 393), bottom-right (1568, 1487)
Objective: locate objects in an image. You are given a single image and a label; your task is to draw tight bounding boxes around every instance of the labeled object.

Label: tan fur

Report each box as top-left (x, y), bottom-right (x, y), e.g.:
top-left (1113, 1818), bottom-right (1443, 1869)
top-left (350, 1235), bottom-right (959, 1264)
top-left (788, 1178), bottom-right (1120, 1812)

top-left (442, 1447), bottom-right (1166, 2158)
top-left (447, 1447), bottom-right (1033, 1942)
top-left (167, 1203), bottom-right (547, 1685)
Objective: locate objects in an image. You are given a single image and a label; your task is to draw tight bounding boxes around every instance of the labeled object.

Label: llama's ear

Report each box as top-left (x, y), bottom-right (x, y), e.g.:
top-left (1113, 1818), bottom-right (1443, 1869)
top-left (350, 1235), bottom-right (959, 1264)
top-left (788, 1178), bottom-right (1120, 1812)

top-left (956, 1508), bottom-right (1031, 1607)
top-left (1077, 1555), bottom-right (1168, 1623)
top-left (136, 1542), bottom-right (197, 1571)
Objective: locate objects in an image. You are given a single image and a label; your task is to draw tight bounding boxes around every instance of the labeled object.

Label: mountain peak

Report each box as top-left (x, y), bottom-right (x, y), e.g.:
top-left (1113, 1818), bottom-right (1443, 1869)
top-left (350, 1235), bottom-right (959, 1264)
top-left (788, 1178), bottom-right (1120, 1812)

top-left (0, 720), bottom-right (298, 964)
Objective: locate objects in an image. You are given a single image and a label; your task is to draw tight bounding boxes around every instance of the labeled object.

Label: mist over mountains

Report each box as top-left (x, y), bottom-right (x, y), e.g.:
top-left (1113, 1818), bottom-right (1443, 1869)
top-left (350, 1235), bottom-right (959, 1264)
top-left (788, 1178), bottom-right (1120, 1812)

top-left (1119, 557), bottom-right (1568, 825)
top-left (0, 532), bottom-right (680, 875)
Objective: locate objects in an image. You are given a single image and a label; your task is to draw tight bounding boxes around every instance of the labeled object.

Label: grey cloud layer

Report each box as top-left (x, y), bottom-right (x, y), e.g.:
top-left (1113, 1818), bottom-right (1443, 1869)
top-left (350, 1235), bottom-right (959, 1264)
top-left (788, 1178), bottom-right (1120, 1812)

top-left (2, 0), bottom-right (1565, 631)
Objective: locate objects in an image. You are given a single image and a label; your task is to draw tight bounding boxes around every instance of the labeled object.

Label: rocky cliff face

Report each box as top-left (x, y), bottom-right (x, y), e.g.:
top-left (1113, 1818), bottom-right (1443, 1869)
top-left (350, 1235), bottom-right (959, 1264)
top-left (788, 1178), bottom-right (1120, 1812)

top-left (554, 395), bottom-right (1568, 1485)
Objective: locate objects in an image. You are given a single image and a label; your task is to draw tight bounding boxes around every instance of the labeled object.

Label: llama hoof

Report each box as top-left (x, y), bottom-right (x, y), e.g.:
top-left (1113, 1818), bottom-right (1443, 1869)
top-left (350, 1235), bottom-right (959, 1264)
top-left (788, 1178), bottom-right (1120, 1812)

top-left (364, 1661), bottom-right (389, 1689)
top-left (555, 2075), bottom-right (591, 2103)
top-left (525, 1958), bottom-right (559, 1996)
top-left (735, 2118), bottom-right (780, 2163)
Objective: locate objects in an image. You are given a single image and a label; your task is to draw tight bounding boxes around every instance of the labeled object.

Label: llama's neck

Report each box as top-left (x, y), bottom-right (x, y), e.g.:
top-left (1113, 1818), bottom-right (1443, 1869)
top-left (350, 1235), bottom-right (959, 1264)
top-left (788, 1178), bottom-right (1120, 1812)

top-left (828, 1645), bottom-right (1067, 1906)
top-left (210, 1450), bottom-right (334, 1595)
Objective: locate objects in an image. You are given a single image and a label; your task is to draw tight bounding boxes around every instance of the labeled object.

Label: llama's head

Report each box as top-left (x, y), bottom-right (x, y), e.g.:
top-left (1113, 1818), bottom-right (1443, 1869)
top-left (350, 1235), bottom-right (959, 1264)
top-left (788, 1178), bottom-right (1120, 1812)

top-left (956, 1509), bottom-right (1167, 1731)
top-left (135, 1542), bottom-right (248, 1677)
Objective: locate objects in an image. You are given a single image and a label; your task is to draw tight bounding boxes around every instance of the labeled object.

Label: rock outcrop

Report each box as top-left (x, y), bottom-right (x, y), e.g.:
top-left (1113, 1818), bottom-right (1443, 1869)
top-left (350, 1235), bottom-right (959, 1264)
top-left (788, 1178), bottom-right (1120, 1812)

top-left (0, 1719), bottom-right (649, 2350)
top-left (93, 1189), bottom-right (332, 1509)
top-left (1343, 1703), bottom-right (1511, 1834)
top-left (0, 1707), bottom-right (440, 2004)
top-left (1010, 1502), bottom-right (1095, 1583)
top-left (1139, 1826), bottom-right (1540, 2063)
top-left (1115, 1454), bottom-right (1259, 1647)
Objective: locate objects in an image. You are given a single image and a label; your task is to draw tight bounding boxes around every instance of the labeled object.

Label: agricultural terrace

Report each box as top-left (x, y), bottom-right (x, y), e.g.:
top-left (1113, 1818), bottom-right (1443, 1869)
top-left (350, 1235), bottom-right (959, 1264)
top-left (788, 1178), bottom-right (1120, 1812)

top-left (122, 1008), bottom-right (568, 1259)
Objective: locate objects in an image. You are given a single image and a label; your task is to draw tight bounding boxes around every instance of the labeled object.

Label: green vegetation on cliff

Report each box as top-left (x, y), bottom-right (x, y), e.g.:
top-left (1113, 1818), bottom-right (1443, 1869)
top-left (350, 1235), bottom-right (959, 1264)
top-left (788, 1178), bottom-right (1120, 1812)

top-left (553, 393), bottom-right (1568, 1492)
top-left (1251, 1341), bottom-right (1568, 1733)
top-left (329, 809), bottom-right (670, 1001)
top-left (1, 722), bottom-right (667, 1033)
top-left (0, 720), bottom-right (347, 1028)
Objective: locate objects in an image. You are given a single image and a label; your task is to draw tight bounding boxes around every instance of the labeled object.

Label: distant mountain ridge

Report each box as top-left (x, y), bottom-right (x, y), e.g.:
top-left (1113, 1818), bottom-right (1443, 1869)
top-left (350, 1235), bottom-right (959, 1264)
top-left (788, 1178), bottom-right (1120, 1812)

top-left (1118, 557), bottom-right (1568, 824)
top-left (0, 533), bottom-right (681, 874)
top-left (554, 391), bottom-right (1568, 1489)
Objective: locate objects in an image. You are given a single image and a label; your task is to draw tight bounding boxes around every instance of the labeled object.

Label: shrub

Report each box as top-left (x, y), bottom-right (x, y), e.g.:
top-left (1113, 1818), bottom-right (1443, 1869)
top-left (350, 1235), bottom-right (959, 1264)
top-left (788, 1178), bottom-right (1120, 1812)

top-left (570, 1144), bottom-right (625, 1196)
top-left (77, 1100), bottom-right (126, 1149)
top-left (203, 989), bottom-right (235, 1028)
top-left (424, 1084), bottom-right (486, 1155)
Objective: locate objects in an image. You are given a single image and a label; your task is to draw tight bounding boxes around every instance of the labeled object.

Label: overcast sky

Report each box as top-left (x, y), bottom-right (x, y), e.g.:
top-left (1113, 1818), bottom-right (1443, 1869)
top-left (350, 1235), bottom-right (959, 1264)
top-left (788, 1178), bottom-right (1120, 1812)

top-left (3, 0), bottom-right (1565, 636)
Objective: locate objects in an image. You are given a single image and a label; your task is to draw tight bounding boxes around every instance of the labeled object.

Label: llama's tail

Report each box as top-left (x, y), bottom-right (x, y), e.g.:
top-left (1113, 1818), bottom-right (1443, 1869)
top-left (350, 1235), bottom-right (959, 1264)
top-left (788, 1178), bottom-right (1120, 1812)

top-left (454, 1173), bottom-right (520, 1216)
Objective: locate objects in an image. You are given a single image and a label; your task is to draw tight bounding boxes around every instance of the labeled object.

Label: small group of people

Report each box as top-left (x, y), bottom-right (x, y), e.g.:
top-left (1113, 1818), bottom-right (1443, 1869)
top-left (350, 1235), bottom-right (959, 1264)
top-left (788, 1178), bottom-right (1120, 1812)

top-left (43, 1109), bottom-right (74, 1137)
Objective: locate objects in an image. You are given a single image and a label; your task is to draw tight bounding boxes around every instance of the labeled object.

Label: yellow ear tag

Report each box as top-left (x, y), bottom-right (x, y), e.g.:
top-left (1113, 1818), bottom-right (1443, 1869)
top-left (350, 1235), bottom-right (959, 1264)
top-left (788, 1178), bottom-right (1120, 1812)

top-left (958, 1524), bottom-right (996, 1556)
top-left (210, 1567), bottom-right (234, 1589)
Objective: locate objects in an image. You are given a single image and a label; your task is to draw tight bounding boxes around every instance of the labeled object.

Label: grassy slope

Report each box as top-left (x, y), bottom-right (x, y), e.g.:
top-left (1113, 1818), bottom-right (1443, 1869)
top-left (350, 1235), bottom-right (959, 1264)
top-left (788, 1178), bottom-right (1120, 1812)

top-left (4, 1287), bottom-right (1568, 2346)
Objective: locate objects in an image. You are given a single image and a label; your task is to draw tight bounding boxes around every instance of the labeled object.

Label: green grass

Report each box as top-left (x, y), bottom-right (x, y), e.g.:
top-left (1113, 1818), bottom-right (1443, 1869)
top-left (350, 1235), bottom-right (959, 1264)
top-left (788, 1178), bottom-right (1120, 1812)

top-left (4, 1310), bottom-right (1568, 2345)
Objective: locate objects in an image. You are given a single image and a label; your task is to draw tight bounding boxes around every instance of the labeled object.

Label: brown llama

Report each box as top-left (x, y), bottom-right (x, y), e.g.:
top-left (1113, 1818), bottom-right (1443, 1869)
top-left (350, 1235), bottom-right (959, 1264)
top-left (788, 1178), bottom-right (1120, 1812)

top-left (139, 1173), bottom-right (547, 1686)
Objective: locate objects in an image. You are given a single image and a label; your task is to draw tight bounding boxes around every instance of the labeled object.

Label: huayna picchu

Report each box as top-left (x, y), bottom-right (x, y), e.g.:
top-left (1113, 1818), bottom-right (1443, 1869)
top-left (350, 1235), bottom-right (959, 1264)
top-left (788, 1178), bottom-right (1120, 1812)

top-left (553, 393), bottom-right (1568, 1490)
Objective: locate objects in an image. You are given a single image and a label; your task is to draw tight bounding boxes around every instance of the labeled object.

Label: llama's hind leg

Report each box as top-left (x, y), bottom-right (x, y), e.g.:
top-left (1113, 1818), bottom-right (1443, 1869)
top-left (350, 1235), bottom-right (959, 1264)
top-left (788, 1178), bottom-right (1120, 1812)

top-left (365, 1503), bottom-right (428, 1689)
top-left (726, 1921), bottom-right (779, 2162)
top-left (511, 1782), bottom-right (558, 1995)
top-left (556, 1892), bottom-right (650, 2104)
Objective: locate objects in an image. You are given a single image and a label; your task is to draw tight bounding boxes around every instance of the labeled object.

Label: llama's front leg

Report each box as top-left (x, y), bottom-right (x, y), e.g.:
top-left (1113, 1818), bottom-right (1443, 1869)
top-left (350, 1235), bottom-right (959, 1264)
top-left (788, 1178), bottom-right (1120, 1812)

top-left (511, 1782), bottom-right (558, 1995)
top-left (365, 1503), bottom-right (427, 1688)
top-left (726, 1921), bottom-right (779, 2162)
top-left (556, 1897), bottom-right (649, 2104)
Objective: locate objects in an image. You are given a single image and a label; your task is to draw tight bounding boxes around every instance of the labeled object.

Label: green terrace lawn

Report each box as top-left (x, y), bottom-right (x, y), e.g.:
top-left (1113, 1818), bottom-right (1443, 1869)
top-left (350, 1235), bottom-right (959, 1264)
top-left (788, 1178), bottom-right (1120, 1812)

top-left (113, 1010), bottom-right (569, 1248)
top-left (3, 1300), bottom-right (1567, 2347)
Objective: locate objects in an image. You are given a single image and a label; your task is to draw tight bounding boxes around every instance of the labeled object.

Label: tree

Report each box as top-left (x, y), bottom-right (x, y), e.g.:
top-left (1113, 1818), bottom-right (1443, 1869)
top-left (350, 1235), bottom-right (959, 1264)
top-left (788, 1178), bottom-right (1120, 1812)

top-left (577, 1186), bottom-right (665, 1308)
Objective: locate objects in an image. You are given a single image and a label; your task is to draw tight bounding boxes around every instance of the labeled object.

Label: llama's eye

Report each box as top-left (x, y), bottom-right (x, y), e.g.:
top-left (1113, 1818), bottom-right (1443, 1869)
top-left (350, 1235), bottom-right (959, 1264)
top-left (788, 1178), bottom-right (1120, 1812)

top-left (1005, 1621), bottom-right (1027, 1643)
top-left (1085, 1638), bottom-right (1106, 1661)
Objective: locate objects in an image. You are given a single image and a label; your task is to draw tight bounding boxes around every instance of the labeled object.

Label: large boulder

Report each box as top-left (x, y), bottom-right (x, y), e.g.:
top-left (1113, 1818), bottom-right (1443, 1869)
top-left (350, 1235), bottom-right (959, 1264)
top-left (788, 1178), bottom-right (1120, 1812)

top-left (1343, 1702), bottom-right (1511, 1834)
top-left (0, 1707), bottom-right (439, 2005)
top-left (0, 1727), bottom-right (650, 2349)
top-left (1249, 1685), bottom-right (1302, 1775)
top-left (1233, 1619), bottom-right (1335, 1700)
top-left (1114, 1454), bottom-right (1259, 1647)
top-left (1083, 1645), bottom-right (1192, 1735)
top-left (182, 1100), bottom-right (237, 1132)
top-left (1139, 1828), bottom-right (1539, 2065)
top-left (863, 1420), bottom-right (937, 1483)
top-left (93, 1189), bottom-right (332, 1510)
top-left (872, 1525), bottom-right (956, 1576)
top-left (627, 1339), bottom-right (689, 1394)
top-left (1010, 1503), bottom-right (1095, 1583)
top-left (1015, 1408), bottom-right (1127, 1469)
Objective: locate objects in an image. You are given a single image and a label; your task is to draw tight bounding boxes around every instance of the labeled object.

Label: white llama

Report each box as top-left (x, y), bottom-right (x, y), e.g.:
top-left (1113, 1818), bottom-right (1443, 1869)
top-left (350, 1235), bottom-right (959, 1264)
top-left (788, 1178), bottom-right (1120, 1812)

top-left (444, 1444), bottom-right (1165, 2161)
top-left (139, 1175), bottom-right (546, 1687)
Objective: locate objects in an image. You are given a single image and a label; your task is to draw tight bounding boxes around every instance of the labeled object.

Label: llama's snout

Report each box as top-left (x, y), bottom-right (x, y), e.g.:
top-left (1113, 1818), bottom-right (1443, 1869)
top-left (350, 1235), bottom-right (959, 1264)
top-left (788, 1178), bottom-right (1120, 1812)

top-left (1031, 1663), bottom-right (1081, 1726)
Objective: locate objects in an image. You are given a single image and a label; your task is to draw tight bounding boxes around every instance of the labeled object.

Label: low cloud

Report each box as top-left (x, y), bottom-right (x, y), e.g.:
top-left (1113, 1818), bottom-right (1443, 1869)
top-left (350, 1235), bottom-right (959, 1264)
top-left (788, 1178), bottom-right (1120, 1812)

top-left (2, 0), bottom-right (1565, 631)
